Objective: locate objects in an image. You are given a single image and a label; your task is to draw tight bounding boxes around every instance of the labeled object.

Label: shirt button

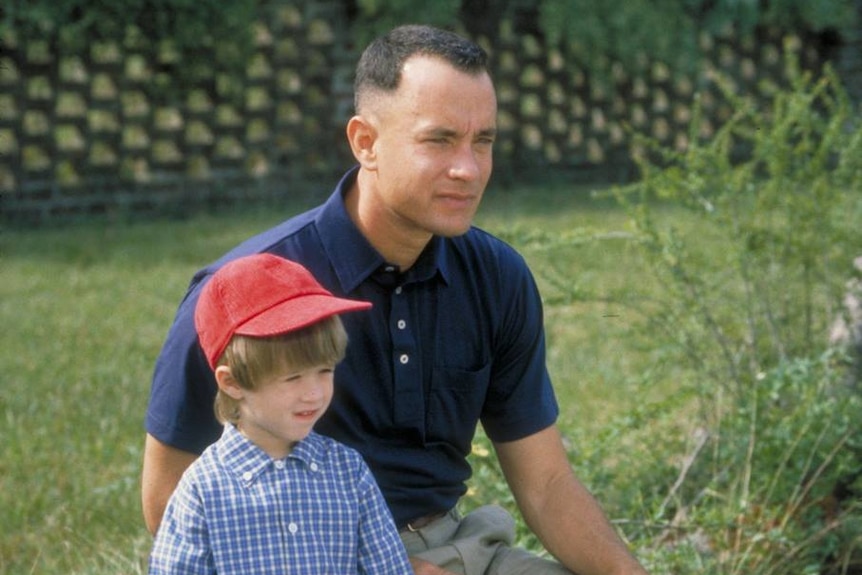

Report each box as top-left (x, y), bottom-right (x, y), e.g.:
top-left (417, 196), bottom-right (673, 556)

top-left (274, 460), bottom-right (285, 469)
top-left (397, 319), bottom-right (406, 330)
top-left (242, 471), bottom-right (253, 482)
top-left (309, 462), bottom-right (319, 472)
top-left (399, 354), bottom-right (409, 365)
top-left (395, 286), bottom-right (402, 295)
top-left (288, 522), bottom-right (298, 534)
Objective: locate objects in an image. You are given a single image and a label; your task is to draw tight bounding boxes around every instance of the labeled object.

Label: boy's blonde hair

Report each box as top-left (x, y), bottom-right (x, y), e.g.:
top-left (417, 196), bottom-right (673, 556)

top-left (214, 315), bottom-right (348, 424)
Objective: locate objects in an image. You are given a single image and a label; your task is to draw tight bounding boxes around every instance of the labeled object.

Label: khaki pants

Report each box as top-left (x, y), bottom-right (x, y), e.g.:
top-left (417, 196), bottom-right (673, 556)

top-left (400, 505), bottom-right (574, 575)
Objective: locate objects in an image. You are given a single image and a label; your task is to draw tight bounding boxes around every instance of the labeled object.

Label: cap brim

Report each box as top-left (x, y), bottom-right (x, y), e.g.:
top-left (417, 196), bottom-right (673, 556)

top-left (233, 294), bottom-right (372, 338)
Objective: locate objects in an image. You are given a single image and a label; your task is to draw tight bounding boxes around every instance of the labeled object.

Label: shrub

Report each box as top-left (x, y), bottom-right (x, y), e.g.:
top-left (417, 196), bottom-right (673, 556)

top-left (637, 353), bottom-right (862, 574)
top-left (610, 50), bottom-right (862, 398)
top-left (593, 51), bottom-right (862, 574)
top-left (538, 0), bottom-right (858, 78)
top-left (2, 0), bottom-right (257, 96)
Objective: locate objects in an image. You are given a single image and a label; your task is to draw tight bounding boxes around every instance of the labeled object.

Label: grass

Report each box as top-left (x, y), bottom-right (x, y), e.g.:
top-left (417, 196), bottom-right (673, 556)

top-left (1, 209), bottom-right (291, 574)
top-left (0, 183), bottom-right (721, 574)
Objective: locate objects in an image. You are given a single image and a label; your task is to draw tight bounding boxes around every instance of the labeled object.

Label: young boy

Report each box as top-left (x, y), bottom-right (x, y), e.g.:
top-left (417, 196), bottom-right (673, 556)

top-left (148, 253), bottom-right (412, 575)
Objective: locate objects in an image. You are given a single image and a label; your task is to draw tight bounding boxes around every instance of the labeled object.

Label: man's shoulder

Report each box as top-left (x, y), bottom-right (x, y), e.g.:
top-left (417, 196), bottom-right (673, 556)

top-left (187, 204), bottom-right (325, 291)
top-left (456, 225), bottom-right (522, 256)
top-left (448, 226), bottom-right (530, 274)
top-left (225, 204), bottom-right (324, 261)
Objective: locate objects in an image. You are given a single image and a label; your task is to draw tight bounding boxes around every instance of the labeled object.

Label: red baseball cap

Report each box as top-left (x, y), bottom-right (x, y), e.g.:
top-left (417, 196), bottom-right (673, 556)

top-left (194, 253), bottom-right (372, 369)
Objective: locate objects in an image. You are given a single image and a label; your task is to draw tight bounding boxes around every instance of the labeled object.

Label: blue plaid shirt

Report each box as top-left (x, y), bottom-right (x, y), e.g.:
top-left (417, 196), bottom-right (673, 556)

top-left (149, 425), bottom-right (412, 574)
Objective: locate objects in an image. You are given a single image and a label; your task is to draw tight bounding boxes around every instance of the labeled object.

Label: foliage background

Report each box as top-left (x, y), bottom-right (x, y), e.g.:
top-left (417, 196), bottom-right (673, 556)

top-left (3, 0), bottom-right (858, 224)
top-left (4, 0), bottom-right (858, 81)
top-left (1, 1), bottom-right (861, 573)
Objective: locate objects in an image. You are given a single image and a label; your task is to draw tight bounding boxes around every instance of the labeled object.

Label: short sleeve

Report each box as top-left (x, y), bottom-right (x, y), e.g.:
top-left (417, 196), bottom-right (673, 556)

top-left (480, 246), bottom-right (559, 442)
top-left (145, 279), bottom-right (222, 454)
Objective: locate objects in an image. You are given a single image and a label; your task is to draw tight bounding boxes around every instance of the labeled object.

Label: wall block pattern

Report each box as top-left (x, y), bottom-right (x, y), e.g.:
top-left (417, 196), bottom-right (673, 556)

top-left (0, 1), bottom-right (846, 224)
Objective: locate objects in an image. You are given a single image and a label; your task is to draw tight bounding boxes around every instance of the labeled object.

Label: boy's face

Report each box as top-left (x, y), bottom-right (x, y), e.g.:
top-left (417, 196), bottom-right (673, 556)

top-left (233, 363), bottom-right (335, 459)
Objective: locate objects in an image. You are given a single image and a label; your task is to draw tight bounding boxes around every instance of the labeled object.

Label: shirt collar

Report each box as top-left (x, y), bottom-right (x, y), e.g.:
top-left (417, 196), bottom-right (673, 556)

top-left (405, 237), bottom-right (449, 286)
top-left (217, 424), bottom-right (329, 484)
top-left (316, 166), bottom-right (450, 291)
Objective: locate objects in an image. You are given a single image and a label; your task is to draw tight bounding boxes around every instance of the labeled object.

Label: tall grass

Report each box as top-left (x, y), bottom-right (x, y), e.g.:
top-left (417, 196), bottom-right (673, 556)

top-left (1, 210), bottom-right (286, 574)
top-left (579, 58), bottom-right (862, 573)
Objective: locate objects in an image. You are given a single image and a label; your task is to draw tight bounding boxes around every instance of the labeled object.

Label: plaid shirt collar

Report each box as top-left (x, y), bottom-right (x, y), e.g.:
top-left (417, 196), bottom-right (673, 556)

top-left (216, 424), bottom-right (327, 485)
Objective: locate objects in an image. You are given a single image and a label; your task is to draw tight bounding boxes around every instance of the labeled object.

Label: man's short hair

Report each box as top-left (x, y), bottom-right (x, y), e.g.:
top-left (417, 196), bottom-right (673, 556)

top-left (354, 24), bottom-right (490, 113)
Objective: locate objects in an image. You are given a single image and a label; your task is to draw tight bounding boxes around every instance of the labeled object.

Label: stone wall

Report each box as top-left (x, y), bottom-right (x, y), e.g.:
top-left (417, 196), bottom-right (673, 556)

top-left (0, 0), bottom-right (854, 225)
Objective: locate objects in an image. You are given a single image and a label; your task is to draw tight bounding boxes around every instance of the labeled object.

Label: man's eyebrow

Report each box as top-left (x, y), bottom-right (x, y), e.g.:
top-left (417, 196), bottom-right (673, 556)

top-left (421, 127), bottom-right (458, 138)
top-left (421, 126), bottom-right (497, 139)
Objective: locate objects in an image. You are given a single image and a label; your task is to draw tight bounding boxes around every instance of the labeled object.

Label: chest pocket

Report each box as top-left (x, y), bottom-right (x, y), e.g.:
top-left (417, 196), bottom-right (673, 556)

top-left (427, 362), bottom-right (492, 454)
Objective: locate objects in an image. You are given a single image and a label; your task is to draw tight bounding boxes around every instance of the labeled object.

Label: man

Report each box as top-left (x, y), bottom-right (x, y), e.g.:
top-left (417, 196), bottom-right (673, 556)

top-left (143, 24), bottom-right (649, 575)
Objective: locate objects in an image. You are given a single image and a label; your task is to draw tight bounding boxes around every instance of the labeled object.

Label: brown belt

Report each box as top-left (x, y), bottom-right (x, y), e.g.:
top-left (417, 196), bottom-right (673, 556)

top-left (402, 510), bottom-right (448, 532)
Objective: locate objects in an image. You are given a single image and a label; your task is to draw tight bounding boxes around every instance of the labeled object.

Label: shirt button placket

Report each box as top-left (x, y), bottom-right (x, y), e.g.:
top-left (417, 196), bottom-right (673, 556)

top-left (390, 282), bottom-right (423, 428)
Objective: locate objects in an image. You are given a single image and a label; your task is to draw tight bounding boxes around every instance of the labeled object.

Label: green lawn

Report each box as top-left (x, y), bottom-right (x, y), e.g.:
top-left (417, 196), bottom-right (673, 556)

top-left (0, 183), bottom-right (713, 574)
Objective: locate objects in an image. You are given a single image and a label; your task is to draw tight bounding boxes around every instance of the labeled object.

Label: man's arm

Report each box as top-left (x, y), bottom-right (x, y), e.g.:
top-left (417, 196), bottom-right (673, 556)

top-left (141, 433), bottom-right (199, 535)
top-left (494, 425), bottom-right (649, 575)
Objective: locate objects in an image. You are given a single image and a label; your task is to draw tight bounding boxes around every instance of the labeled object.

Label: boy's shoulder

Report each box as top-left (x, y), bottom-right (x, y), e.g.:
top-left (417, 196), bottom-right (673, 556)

top-left (304, 431), bottom-right (366, 466)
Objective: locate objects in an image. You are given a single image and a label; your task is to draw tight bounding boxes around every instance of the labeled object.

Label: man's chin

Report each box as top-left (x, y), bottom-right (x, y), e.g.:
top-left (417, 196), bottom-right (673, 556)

top-left (435, 225), bottom-right (473, 238)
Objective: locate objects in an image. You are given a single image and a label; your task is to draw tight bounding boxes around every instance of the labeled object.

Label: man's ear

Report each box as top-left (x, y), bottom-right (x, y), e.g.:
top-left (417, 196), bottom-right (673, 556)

top-left (346, 114), bottom-right (378, 170)
top-left (214, 366), bottom-right (244, 400)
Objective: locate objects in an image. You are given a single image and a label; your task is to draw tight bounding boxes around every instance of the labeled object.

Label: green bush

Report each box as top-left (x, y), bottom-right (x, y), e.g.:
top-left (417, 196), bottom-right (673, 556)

top-left (350, 0), bottom-right (462, 46)
top-left (643, 353), bottom-right (861, 574)
top-left (6, 0), bottom-right (857, 98)
top-left (538, 0), bottom-right (859, 77)
top-left (2, 0), bottom-right (257, 97)
top-left (611, 51), bottom-right (862, 397)
top-left (588, 53), bottom-right (862, 574)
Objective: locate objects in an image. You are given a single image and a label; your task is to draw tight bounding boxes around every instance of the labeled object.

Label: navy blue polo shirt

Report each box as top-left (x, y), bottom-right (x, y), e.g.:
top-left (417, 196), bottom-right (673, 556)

top-left (146, 167), bottom-right (559, 527)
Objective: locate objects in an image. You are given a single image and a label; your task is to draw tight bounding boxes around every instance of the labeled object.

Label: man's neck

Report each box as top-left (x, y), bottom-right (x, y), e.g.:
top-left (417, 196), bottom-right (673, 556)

top-left (344, 173), bottom-right (430, 270)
